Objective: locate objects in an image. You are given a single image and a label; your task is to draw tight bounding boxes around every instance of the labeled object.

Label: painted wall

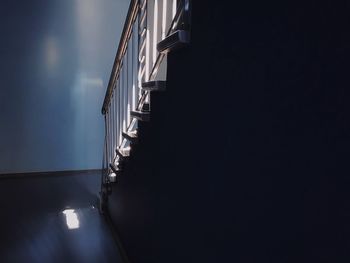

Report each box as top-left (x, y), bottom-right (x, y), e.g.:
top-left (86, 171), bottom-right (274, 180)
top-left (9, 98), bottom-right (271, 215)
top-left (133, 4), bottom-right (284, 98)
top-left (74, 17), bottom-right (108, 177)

top-left (0, 0), bottom-right (129, 173)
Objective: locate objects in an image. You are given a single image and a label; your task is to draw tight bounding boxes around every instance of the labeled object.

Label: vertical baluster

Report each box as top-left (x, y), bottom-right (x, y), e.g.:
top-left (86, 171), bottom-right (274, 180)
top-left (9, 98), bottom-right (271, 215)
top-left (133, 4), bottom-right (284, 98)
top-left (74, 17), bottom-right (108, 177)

top-left (138, 0), bottom-right (147, 104)
top-left (115, 88), bottom-right (117, 150)
top-left (118, 77), bottom-right (121, 146)
top-left (113, 96), bottom-right (115, 159)
top-left (116, 91), bottom-right (119, 150)
top-left (114, 89), bottom-right (116, 152)
top-left (134, 20), bottom-right (138, 112)
top-left (121, 58), bottom-right (125, 134)
top-left (137, 16), bottom-right (142, 104)
top-left (146, 1), bottom-right (150, 82)
top-left (109, 108), bottom-right (112, 164)
top-left (116, 93), bottom-right (118, 155)
top-left (103, 115), bottom-right (107, 178)
top-left (153, 0), bottom-right (158, 65)
top-left (131, 22), bottom-right (135, 113)
top-left (130, 36), bottom-right (133, 124)
top-left (120, 74), bottom-right (123, 145)
top-left (107, 111), bottom-right (110, 166)
top-left (116, 80), bottom-right (119, 149)
top-left (126, 56), bottom-right (129, 133)
top-left (124, 55), bottom-right (127, 133)
top-left (110, 104), bottom-right (113, 163)
top-left (129, 37), bottom-right (132, 127)
top-left (126, 45), bottom-right (130, 127)
top-left (119, 63), bottom-right (122, 143)
top-left (105, 112), bottom-right (109, 169)
top-left (161, 0), bottom-right (165, 40)
top-left (172, 0), bottom-right (177, 19)
top-left (112, 92), bottom-right (116, 157)
top-left (120, 63), bottom-right (124, 139)
top-left (116, 78), bottom-right (119, 148)
top-left (110, 99), bottom-right (113, 160)
top-left (115, 91), bottom-right (119, 164)
top-left (106, 111), bottom-right (109, 166)
top-left (104, 114), bottom-right (108, 179)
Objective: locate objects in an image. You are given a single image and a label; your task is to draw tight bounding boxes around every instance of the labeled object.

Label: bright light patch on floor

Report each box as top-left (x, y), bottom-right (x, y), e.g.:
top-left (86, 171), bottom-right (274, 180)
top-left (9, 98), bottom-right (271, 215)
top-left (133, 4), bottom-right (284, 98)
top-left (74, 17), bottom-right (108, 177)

top-left (62, 209), bottom-right (80, 230)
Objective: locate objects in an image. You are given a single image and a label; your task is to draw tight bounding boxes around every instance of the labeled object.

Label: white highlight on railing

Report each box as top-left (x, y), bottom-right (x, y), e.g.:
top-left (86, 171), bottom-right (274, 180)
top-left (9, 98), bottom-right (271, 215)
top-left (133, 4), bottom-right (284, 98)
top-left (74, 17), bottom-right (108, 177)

top-left (62, 209), bottom-right (80, 230)
top-left (162, 0), bottom-right (167, 39)
top-left (153, 0), bottom-right (158, 64)
top-left (127, 103), bottom-right (131, 125)
top-left (173, 0), bottom-right (177, 19)
top-left (132, 84), bottom-right (136, 111)
top-left (146, 29), bottom-right (150, 81)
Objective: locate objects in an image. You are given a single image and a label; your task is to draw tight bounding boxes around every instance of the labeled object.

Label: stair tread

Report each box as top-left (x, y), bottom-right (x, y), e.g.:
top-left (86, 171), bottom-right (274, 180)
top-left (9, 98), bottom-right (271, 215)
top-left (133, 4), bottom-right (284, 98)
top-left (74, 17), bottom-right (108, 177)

top-left (109, 163), bottom-right (121, 173)
top-left (116, 147), bottom-right (130, 159)
top-left (157, 30), bottom-right (190, 54)
top-left (131, 110), bottom-right (150, 121)
top-left (141, 81), bottom-right (166, 91)
top-left (123, 131), bottom-right (137, 139)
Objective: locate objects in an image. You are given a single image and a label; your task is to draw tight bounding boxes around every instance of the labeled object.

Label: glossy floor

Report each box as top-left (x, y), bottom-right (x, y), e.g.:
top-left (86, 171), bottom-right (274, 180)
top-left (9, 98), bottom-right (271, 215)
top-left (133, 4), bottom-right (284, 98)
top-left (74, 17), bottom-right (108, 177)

top-left (0, 172), bottom-right (122, 263)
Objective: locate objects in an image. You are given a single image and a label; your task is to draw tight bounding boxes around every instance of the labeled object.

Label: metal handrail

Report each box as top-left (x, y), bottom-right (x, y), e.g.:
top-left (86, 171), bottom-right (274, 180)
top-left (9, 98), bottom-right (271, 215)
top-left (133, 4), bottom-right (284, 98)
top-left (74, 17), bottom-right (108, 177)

top-left (102, 0), bottom-right (139, 115)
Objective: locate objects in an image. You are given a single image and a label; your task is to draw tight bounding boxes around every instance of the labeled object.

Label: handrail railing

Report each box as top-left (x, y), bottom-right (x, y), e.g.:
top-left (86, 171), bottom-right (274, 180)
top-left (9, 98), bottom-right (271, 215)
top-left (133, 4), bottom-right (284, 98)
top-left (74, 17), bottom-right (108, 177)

top-left (99, 0), bottom-right (191, 212)
top-left (102, 0), bottom-right (139, 115)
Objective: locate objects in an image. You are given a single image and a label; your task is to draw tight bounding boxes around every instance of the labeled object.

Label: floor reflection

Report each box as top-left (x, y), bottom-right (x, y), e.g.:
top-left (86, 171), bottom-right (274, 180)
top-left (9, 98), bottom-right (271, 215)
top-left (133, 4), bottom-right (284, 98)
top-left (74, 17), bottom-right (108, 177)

top-left (63, 209), bottom-right (80, 230)
top-left (0, 172), bottom-right (122, 263)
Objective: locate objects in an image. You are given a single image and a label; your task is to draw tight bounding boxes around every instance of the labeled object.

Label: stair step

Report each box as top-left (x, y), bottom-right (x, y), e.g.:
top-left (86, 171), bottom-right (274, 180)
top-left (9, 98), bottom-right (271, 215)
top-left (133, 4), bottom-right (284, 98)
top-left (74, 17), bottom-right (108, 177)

top-left (122, 131), bottom-right (138, 144)
top-left (109, 163), bottom-right (121, 173)
top-left (116, 147), bottom-right (131, 159)
top-left (157, 30), bottom-right (190, 54)
top-left (108, 163), bottom-right (121, 183)
top-left (108, 172), bottom-right (117, 183)
top-left (142, 103), bottom-right (150, 111)
top-left (131, 110), bottom-right (150, 121)
top-left (141, 81), bottom-right (166, 91)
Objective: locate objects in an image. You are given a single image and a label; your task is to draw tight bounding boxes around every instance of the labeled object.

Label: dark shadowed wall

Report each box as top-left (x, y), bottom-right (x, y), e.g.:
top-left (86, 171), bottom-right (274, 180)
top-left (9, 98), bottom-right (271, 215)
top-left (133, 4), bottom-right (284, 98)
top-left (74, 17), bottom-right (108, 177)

top-left (0, 0), bottom-right (129, 173)
top-left (107, 1), bottom-right (350, 262)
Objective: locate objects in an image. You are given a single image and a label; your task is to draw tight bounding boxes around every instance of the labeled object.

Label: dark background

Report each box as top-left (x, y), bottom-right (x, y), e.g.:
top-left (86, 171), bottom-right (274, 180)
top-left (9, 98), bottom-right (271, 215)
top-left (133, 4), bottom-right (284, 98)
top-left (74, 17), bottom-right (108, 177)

top-left (108, 1), bottom-right (350, 262)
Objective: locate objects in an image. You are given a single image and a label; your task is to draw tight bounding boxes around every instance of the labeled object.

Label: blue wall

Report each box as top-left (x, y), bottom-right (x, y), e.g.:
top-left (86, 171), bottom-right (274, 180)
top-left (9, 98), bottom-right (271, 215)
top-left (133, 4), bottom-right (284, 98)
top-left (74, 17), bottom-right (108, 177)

top-left (0, 0), bottom-right (129, 173)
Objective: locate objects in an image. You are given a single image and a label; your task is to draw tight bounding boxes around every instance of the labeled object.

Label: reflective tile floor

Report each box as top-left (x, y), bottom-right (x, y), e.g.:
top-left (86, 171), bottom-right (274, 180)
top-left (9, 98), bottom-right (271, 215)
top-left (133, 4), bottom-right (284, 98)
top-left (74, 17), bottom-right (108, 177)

top-left (0, 172), bottom-right (123, 263)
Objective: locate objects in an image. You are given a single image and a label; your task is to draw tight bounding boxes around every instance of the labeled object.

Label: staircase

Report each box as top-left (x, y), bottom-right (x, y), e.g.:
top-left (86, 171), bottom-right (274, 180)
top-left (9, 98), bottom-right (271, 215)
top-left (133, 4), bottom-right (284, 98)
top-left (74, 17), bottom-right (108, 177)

top-left (100, 0), bottom-right (191, 213)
